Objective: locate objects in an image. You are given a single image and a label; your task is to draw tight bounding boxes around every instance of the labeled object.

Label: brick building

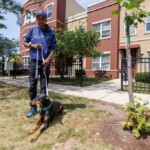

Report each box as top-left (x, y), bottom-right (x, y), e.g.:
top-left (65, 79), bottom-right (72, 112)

top-left (86, 0), bottom-right (120, 78)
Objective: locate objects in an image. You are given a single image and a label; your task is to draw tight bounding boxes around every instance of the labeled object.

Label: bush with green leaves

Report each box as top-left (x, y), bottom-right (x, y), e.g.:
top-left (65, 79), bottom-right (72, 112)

top-left (121, 96), bottom-right (150, 138)
top-left (135, 72), bottom-right (150, 83)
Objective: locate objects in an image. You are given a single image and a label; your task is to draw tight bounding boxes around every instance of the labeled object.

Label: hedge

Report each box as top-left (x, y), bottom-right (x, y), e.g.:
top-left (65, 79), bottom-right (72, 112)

top-left (135, 72), bottom-right (150, 83)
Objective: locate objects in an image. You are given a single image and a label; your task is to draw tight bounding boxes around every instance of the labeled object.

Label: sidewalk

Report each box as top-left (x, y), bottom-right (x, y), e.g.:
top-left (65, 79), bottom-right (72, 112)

top-left (0, 76), bottom-right (150, 106)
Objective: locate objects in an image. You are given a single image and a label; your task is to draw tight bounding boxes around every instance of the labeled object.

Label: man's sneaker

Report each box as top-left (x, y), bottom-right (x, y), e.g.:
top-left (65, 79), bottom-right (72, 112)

top-left (26, 107), bottom-right (37, 117)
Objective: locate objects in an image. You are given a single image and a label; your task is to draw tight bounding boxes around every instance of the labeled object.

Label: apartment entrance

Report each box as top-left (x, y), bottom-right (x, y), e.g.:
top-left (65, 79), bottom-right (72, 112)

top-left (119, 44), bottom-right (140, 77)
top-left (121, 49), bottom-right (137, 77)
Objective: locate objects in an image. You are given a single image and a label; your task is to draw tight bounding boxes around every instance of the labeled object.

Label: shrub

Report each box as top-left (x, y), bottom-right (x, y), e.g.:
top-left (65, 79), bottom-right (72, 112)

top-left (135, 72), bottom-right (150, 83)
top-left (121, 96), bottom-right (150, 138)
top-left (75, 69), bottom-right (85, 76)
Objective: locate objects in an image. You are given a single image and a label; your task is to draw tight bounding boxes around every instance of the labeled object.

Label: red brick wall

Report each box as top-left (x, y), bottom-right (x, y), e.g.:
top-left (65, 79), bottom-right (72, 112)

top-left (87, 0), bottom-right (120, 78)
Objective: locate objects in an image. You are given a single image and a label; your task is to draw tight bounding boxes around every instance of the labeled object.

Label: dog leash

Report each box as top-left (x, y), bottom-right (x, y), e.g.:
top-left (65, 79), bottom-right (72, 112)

top-left (39, 30), bottom-right (49, 97)
top-left (35, 49), bottom-right (39, 79)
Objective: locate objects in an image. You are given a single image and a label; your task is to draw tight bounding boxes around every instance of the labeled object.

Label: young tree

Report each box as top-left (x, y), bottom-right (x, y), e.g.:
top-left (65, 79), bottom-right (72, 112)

top-left (113, 0), bottom-right (150, 105)
top-left (0, 0), bottom-right (22, 29)
top-left (54, 26), bottom-right (101, 79)
top-left (0, 35), bottom-right (19, 75)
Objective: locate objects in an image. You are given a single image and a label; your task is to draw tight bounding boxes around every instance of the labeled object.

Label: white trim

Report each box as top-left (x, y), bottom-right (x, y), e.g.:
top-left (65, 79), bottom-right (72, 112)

top-left (46, 3), bottom-right (53, 19)
top-left (24, 10), bottom-right (36, 25)
top-left (92, 53), bottom-right (111, 71)
top-left (120, 38), bottom-right (150, 44)
top-left (92, 18), bottom-right (111, 25)
top-left (21, 19), bottom-right (65, 33)
top-left (45, 2), bottom-right (54, 8)
top-left (23, 9), bottom-right (36, 16)
top-left (103, 51), bottom-right (110, 54)
top-left (22, 56), bottom-right (30, 58)
top-left (21, 25), bottom-right (36, 33)
top-left (145, 16), bottom-right (150, 33)
top-left (87, 0), bottom-right (107, 8)
top-left (147, 49), bottom-right (150, 52)
top-left (47, 19), bottom-right (65, 25)
top-left (65, 11), bottom-right (87, 23)
top-left (92, 18), bottom-right (111, 39)
top-left (123, 23), bottom-right (136, 36)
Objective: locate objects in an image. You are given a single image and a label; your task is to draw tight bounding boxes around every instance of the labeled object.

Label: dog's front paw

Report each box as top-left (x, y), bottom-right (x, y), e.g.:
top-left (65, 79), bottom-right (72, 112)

top-left (30, 136), bottom-right (38, 142)
top-left (28, 129), bottom-right (35, 135)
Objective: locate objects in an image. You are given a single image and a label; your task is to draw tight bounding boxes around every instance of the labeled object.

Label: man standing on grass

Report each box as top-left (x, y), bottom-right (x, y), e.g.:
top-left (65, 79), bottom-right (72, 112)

top-left (24, 10), bottom-right (56, 117)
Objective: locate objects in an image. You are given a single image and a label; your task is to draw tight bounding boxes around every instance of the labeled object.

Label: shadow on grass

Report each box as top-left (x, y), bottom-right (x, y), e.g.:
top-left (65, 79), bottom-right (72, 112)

top-left (62, 103), bottom-right (86, 111)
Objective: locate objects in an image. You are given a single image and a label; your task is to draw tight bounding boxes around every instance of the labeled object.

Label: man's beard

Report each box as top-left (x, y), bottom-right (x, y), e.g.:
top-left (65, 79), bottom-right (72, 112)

top-left (39, 23), bottom-right (45, 29)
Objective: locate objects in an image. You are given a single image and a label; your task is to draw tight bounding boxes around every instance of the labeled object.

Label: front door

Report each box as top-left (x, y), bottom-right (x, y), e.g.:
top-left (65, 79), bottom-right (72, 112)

top-left (122, 49), bottom-right (137, 77)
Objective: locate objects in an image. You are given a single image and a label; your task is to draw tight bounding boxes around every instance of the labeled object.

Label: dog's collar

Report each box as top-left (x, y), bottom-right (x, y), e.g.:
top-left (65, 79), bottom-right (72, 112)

top-left (40, 103), bottom-right (51, 111)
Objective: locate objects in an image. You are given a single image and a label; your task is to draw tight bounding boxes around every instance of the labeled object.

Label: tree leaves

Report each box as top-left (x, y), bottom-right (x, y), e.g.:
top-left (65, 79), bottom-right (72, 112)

top-left (54, 26), bottom-right (101, 59)
top-left (114, 0), bottom-right (150, 27)
top-left (0, 0), bottom-right (22, 29)
top-left (0, 35), bottom-right (19, 58)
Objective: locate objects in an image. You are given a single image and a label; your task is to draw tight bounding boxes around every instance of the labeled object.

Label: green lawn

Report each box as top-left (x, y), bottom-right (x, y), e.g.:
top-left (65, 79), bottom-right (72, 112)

top-left (0, 81), bottom-right (114, 150)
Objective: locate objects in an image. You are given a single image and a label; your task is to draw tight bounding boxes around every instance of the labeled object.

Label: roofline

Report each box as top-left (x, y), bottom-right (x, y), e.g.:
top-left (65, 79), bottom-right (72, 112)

top-left (65, 11), bottom-right (87, 23)
top-left (87, 0), bottom-right (107, 8)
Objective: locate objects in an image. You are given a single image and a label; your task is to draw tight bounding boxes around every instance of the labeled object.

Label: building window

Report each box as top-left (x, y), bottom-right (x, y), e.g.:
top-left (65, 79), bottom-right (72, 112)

top-left (22, 57), bottom-right (30, 69)
top-left (24, 10), bottom-right (36, 25)
top-left (47, 5), bottom-right (52, 18)
top-left (93, 20), bottom-right (111, 39)
top-left (124, 24), bottom-right (136, 35)
top-left (146, 16), bottom-right (150, 32)
top-left (92, 54), bottom-right (110, 70)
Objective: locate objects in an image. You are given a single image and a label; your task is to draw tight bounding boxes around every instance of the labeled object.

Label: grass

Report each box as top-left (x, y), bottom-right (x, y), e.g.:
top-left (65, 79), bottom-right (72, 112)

top-left (49, 77), bottom-right (109, 87)
top-left (0, 81), bottom-right (114, 150)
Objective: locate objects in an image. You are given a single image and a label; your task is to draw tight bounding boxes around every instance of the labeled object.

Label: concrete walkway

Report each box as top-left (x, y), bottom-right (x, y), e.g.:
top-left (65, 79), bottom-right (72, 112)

top-left (0, 76), bottom-right (150, 106)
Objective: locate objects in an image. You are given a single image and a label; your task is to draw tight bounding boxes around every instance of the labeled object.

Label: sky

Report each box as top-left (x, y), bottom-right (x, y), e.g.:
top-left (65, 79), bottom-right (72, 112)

top-left (0, 0), bottom-right (99, 39)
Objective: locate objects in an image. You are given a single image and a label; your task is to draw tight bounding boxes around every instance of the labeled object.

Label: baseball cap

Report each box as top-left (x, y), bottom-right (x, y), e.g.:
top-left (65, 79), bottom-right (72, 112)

top-left (36, 10), bottom-right (47, 18)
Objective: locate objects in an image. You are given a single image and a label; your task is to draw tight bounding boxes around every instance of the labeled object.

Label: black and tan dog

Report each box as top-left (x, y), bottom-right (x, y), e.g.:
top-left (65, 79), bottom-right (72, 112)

top-left (28, 96), bottom-right (63, 142)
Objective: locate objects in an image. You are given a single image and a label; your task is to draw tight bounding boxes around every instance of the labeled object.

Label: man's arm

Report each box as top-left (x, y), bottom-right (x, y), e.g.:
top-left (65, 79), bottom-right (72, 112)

top-left (24, 28), bottom-right (42, 50)
top-left (24, 42), bottom-right (42, 49)
top-left (42, 50), bottom-right (55, 67)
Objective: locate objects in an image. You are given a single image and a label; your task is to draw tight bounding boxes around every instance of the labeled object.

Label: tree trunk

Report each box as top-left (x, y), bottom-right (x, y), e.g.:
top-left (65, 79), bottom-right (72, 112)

top-left (126, 25), bottom-right (134, 105)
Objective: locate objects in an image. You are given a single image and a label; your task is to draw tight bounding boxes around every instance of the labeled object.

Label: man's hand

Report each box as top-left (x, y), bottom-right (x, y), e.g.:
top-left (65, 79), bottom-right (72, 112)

top-left (42, 58), bottom-right (51, 67)
top-left (42, 51), bottom-right (55, 67)
top-left (31, 44), bottom-right (42, 49)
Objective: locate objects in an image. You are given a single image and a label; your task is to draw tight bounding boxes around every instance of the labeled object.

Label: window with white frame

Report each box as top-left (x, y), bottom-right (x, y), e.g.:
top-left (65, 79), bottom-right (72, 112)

top-left (93, 20), bottom-right (111, 39)
top-left (124, 24), bottom-right (136, 35)
top-left (47, 5), bottom-right (52, 18)
top-left (146, 16), bottom-right (150, 32)
top-left (22, 57), bottom-right (30, 69)
top-left (24, 10), bottom-right (36, 24)
top-left (92, 54), bottom-right (110, 70)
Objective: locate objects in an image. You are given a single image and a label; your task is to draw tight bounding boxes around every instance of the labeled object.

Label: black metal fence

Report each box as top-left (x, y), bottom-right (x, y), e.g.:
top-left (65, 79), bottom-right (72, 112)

top-left (49, 58), bottom-right (84, 87)
top-left (121, 57), bottom-right (150, 93)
